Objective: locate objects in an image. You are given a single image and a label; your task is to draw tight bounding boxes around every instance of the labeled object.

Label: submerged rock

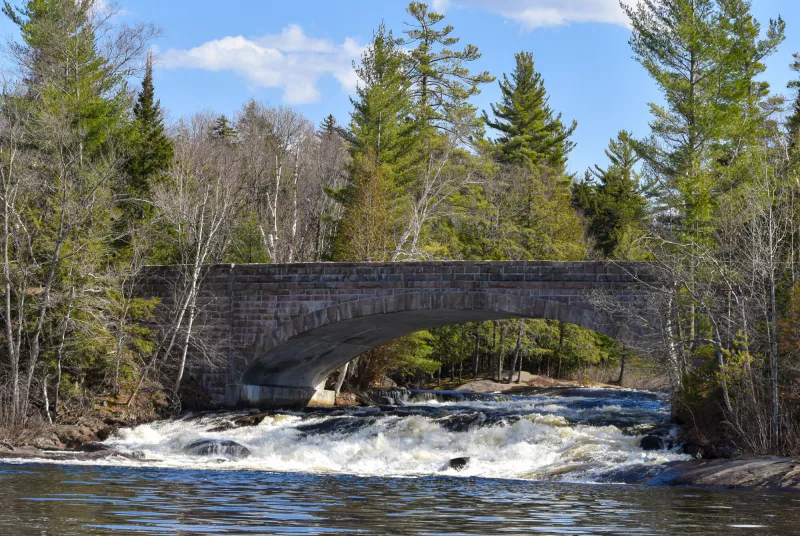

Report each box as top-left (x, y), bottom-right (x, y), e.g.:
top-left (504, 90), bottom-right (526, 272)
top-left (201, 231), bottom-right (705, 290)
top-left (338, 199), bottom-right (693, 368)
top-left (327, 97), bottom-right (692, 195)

top-left (183, 439), bottom-right (251, 459)
top-left (639, 435), bottom-right (663, 451)
top-left (445, 457), bottom-right (471, 471)
top-left (233, 413), bottom-right (270, 427)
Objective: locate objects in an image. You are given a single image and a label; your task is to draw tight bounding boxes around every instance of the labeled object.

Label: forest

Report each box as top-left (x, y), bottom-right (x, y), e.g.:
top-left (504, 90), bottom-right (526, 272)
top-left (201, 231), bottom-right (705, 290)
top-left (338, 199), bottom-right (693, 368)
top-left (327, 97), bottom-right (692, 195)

top-left (1, 0), bottom-right (800, 456)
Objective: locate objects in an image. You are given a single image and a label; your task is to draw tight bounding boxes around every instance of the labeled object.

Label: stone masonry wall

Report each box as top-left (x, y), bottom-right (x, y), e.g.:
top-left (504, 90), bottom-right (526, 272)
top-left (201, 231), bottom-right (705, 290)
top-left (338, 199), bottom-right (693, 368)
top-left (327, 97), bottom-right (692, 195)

top-left (137, 261), bottom-right (653, 405)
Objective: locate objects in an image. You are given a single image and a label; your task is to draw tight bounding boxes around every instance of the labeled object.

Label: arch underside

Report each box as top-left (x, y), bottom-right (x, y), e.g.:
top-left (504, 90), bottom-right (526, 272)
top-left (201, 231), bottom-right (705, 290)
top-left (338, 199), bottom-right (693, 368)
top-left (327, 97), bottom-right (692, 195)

top-left (239, 291), bottom-right (632, 389)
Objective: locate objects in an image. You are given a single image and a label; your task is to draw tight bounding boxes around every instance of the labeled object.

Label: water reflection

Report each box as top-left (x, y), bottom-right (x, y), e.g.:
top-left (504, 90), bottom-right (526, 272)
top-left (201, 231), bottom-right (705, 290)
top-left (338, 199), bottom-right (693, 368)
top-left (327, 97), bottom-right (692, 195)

top-left (1, 463), bottom-right (798, 535)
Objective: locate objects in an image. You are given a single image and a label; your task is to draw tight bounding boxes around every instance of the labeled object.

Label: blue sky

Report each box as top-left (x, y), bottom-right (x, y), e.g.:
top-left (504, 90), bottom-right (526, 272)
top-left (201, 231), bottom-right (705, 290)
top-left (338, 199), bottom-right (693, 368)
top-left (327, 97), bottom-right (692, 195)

top-left (2, 0), bottom-right (798, 174)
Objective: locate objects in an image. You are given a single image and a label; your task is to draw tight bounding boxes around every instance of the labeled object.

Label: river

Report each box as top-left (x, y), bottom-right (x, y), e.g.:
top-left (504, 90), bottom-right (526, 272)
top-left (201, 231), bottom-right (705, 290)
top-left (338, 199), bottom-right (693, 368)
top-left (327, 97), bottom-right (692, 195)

top-left (1, 387), bottom-right (799, 534)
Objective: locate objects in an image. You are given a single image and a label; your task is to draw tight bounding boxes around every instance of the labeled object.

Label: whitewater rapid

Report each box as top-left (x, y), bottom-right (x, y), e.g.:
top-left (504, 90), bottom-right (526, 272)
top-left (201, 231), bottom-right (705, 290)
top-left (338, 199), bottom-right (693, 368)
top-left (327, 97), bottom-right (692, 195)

top-left (99, 387), bottom-right (688, 482)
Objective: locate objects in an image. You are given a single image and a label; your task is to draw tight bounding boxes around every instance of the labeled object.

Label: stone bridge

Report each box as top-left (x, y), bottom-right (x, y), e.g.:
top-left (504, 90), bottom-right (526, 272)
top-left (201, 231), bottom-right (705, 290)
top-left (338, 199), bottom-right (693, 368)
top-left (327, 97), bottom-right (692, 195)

top-left (138, 261), bottom-right (654, 408)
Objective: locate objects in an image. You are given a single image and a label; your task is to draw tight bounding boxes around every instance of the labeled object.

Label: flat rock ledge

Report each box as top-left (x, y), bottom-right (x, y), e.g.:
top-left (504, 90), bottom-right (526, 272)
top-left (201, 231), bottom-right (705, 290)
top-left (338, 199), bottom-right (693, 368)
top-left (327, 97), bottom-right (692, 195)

top-left (648, 457), bottom-right (800, 490)
top-left (0, 442), bottom-right (143, 463)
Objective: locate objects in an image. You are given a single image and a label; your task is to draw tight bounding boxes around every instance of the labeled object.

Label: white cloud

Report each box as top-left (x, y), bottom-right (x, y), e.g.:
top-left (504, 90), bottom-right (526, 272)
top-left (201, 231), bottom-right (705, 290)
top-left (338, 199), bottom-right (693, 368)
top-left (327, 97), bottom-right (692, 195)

top-left (436, 0), bottom-right (636, 30)
top-left (160, 25), bottom-right (363, 105)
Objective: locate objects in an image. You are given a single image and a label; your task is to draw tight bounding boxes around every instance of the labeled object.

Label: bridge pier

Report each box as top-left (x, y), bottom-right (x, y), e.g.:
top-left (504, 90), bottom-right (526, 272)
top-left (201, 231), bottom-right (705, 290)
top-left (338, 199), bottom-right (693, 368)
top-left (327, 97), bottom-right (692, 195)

top-left (227, 384), bottom-right (336, 409)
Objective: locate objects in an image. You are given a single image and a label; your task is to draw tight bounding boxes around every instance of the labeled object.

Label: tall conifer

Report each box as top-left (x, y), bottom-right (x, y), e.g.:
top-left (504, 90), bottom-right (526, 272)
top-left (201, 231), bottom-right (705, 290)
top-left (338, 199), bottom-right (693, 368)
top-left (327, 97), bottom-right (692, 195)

top-left (623, 0), bottom-right (784, 233)
top-left (125, 52), bottom-right (173, 220)
top-left (574, 131), bottom-right (649, 257)
top-left (483, 51), bottom-right (576, 171)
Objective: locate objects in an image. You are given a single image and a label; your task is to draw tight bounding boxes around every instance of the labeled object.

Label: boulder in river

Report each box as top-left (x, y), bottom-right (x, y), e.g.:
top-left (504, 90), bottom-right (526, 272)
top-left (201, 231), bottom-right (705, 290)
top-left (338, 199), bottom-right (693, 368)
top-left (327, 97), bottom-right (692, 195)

top-left (445, 457), bottom-right (470, 471)
top-left (639, 435), bottom-right (663, 451)
top-left (183, 439), bottom-right (251, 459)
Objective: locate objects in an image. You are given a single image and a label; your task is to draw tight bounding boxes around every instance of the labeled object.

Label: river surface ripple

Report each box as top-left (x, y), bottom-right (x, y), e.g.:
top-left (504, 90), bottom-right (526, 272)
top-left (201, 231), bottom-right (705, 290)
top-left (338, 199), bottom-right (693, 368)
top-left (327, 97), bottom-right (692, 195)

top-left (0, 387), bottom-right (799, 534)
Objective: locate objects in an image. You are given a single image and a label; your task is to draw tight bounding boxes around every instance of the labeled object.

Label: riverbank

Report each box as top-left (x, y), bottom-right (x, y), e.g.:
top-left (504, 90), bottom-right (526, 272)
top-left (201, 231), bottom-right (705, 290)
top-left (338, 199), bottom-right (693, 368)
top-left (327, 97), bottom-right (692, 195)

top-left (451, 371), bottom-right (618, 394)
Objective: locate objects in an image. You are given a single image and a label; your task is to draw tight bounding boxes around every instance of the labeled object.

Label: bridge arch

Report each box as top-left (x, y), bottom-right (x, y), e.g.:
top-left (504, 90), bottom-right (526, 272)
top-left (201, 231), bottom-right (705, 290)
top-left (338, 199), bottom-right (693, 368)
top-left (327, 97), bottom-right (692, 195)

top-left (138, 261), bottom-right (653, 407)
top-left (241, 291), bottom-right (628, 390)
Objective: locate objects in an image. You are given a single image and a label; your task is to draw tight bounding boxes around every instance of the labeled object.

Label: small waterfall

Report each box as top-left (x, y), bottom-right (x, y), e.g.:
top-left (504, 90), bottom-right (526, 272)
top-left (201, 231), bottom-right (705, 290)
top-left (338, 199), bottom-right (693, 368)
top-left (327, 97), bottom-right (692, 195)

top-left (101, 387), bottom-right (688, 482)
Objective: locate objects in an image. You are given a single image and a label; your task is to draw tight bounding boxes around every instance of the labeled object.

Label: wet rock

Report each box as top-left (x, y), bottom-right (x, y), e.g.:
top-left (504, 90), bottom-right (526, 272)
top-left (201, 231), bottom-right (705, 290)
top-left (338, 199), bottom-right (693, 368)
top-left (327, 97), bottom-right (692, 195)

top-left (296, 416), bottom-right (377, 435)
top-left (56, 425), bottom-right (98, 448)
top-left (682, 444), bottom-right (705, 459)
top-left (78, 442), bottom-right (113, 453)
top-left (335, 392), bottom-right (358, 406)
top-left (96, 426), bottom-right (118, 441)
top-left (639, 435), bottom-right (664, 451)
top-left (437, 412), bottom-right (489, 433)
top-left (208, 422), bottom-right (236, 433)
top-left (650, 457), bottom-right (800, 489)
top-left (233, 413), bottom-right (269, 427)
top-left (131, 450), bottom-right (146, 460)
top-left (102, 417), bottom-right (130, 427)
top-left (183, 439), bottom-right (251, 459)
top-left (32, 436), bottom-right (65, 450)
top-left (0, 441), bottom-right (14, 453)
top-left (445, 457), bottom-right (470, 471)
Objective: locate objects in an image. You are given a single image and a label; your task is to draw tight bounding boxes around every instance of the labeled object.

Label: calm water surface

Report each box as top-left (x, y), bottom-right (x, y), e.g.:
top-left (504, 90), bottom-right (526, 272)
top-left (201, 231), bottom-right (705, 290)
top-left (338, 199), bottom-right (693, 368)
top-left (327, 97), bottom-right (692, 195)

top-left (1, 463), bottom-right (799, 534)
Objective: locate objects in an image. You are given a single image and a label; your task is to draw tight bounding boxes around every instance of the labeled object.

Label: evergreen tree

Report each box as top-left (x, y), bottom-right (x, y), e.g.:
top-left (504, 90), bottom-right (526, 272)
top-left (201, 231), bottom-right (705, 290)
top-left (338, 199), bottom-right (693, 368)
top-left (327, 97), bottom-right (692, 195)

top-left (332, 23), bottom-right (414, 260)
top-left (345, 23), bottom-right (413, 167)
top-left (788, 53), bottom-right (800, 151)
top-left (623, 0), bottom-right (784, 234)
top-left (124, 52), bottom-right (173, 221)
top-left (402, 1), bottom-right (493, 137)
top-left (4, 0), bottom-right (129, 157)
top-left (211, 114), bottom-right (236, 140)
top-left (574, 131), bottom-right (649, 257)
top-left (319, 114), bottom-right (337, 137)
top-left (337, 150), bottom-right (394, 262)
top-left (0, 0), bottom-right (158, 422)
top-left (483, 51), bottom-right (576, 172)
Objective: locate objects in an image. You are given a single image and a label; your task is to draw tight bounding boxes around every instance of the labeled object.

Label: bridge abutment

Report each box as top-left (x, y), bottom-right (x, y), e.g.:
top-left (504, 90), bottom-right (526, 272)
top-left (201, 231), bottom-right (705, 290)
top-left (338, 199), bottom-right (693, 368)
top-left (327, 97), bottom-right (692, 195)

top-left (227, 384), bottom-right (336, 408)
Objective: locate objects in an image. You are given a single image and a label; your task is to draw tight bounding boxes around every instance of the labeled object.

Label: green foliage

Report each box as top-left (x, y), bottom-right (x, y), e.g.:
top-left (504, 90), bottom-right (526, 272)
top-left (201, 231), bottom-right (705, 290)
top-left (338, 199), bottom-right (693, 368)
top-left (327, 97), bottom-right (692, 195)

top-left (483, 52), bottom-right (576, 171)
top-left (123, 53), bottom-right (174, 223)
top-left (624, 0), bottom-right (785, 235)
top-left (345, 23), bottom-right (414, 170)
top-left (573, 131), bottom-right (650, 258)
top-left (211, 114), bottom-right (236, 140)
top-left (336, 150), bottom-right (394, 262)
top-left (402, 1), bottom-right (493, 137)
top-left (788, 53), bottom-right (800, 152)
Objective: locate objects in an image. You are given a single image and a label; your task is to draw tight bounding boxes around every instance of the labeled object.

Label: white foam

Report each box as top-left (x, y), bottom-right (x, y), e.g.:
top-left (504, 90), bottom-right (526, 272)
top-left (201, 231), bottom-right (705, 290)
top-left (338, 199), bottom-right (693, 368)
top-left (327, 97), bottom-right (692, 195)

top-left (87, 388), bottom-right (688, 481)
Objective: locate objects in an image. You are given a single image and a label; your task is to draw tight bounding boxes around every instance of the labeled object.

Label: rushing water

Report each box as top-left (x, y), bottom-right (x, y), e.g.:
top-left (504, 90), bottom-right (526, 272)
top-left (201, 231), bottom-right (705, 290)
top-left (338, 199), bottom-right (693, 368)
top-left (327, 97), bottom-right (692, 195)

top-left (101, 387), bottom-right (687, 481)
top-left (1, 387), bottom-right (800, 534)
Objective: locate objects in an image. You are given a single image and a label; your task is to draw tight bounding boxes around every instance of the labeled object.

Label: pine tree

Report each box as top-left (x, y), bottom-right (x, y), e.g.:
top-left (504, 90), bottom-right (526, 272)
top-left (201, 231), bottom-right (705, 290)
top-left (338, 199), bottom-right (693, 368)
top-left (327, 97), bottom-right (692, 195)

top-left (124, 52), bottom-right (173, 221)
top-left (574, 131), bottom-right (649, 257)
top-left (331, 23), bottom-right (415, 261)
top-left (402, 1), bottom-right (493, 137)
top-left (319, 114), bottom-right (338, 138)
top-left (211, 114), bottom-right (236, 140)
top-left (623, 0), bottom-right (784, 234)
top-left (788, 53), bottom-right (800, 151)
top-left (345, 23), bottom-right (414, 167)
top-left (337, 150), bottom-right (393, 262)
top-left (0, 0), bottom-right (158, 422)
top-left (483, 51), bottom-right (576, 172)
top-left (4, 0), bottom-right (129, 157)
